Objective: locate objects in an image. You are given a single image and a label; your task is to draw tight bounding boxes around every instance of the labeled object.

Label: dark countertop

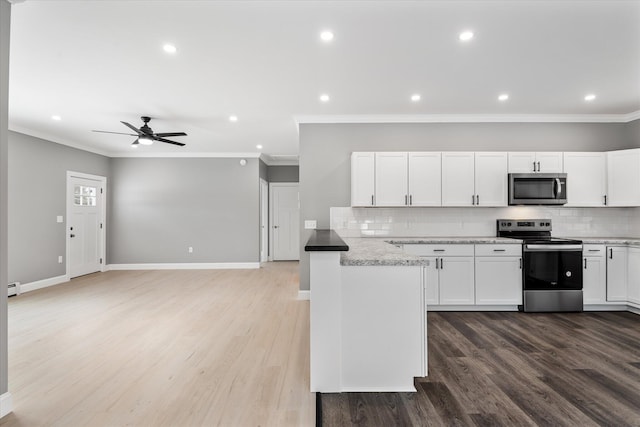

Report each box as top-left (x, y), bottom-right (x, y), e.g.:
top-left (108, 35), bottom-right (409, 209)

top-left (305, 229), bottom-right (349, 252)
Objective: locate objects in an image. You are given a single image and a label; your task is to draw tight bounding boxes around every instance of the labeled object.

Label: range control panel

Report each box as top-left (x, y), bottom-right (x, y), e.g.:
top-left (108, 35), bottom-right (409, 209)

top-left (497, 219), bottom-right (552, 232)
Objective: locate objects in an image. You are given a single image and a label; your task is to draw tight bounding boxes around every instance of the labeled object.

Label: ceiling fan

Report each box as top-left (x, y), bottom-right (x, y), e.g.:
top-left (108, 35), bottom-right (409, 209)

top-left (92, 116), bottom-right (187, 147)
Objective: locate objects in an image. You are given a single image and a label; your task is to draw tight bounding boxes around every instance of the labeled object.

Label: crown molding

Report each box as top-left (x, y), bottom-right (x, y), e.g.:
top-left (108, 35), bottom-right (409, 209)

top-left (295, 111), bottom-right (640, 125)
top-left (110, 152), bottom-right (262, 159)
top-left (9, 125), bottom-right (112, 157)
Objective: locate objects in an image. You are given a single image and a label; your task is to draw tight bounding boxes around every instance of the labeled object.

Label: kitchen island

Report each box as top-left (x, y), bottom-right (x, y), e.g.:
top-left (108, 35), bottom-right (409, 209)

top-left (306, 230), bottom-right (430, 392)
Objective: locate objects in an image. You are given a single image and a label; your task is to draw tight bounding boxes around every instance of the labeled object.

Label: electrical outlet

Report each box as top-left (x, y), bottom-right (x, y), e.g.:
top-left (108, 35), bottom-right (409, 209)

top-left (304, 220), bottom-right (317, 230)
top-left (188, 247), bottom-right (193, 253)
top-left (58, 256), bottom-right (63, 264)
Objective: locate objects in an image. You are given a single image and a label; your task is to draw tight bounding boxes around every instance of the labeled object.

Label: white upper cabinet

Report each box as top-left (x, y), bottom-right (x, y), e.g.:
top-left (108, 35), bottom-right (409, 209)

top-left (351, 152), bottom-right (375, 207)
top-left (508, 152), bottom-right (563, 173)
top-left (442, 152), bottom-right (507, 207)
top-left (408, 152), bottom-right (442, 206)
top-left (375, 152), bottom-right (409, 206)
top-left (442, 152), bottom-right (475, 206)
top-left (474, 152), bottom-right (508, 206)
top-left (607, 149), bottom-right (640, 207)
top-left (563, 152), bottom-right (607, 207)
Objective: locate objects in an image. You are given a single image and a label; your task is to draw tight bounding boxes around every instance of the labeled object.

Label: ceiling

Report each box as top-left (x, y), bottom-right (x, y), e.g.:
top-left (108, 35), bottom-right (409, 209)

top-left (8, 1), bottom-right (640, 161)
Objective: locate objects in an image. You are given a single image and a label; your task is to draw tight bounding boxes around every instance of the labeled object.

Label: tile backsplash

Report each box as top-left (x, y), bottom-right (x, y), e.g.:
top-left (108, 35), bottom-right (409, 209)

top-left (330, 206), bottom-right (640, 238)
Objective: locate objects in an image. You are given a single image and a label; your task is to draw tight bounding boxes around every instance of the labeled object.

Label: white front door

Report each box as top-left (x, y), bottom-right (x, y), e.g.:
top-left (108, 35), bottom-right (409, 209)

top-left (271, 183), bottom-right (299, 261)
top-left (68, 174), bottom-right (105, 278)
top-left (260, 179), bottom-right (269, 262)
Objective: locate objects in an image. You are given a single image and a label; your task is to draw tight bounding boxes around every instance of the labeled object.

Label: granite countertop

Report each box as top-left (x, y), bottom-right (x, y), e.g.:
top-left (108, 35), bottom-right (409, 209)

top-left (340, 238), bottom-right (428, 266)
top-left (386, 237), bottom-right (522, 245)
top-left (573, 237), bottom-right (640, 246)
top-left (339, 236), bottom-right (521, 266)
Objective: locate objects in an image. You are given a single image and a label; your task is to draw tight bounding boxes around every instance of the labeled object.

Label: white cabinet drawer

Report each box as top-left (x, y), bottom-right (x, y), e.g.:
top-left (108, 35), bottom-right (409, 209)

top-left (474, 244), bottom-right (522, 257)
top-left (583, 244), bottom-right (605, 257)
top-left (403, 244), bottom-right (474, 257)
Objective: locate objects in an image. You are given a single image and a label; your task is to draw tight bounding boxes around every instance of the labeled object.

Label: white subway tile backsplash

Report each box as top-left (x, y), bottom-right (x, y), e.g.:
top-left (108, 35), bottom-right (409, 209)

top-left (330, 206), bottom-right (637, 238)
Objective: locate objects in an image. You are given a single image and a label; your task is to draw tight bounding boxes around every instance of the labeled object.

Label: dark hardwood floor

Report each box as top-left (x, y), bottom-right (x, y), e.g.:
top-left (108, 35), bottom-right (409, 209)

top-left (320, 311), bottom-right (640, 427)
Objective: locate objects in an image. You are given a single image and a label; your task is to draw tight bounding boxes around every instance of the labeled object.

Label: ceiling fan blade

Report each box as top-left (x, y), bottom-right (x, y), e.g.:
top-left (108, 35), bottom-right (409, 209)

top-left (92, 130), bottom-right (139, 136)
top-left (154, 132), bottom-right (187, 137)
top-left (157, 137), bottom-right (186, 146)
top-left (121, 121), bottom-right (143, 135)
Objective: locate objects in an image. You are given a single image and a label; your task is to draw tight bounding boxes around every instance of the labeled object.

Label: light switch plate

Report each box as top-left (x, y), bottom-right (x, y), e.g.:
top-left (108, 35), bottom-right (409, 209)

top-left (304, 220), bottom-right (317, 230)
top-left (56, 216), bottom-right (63, 223)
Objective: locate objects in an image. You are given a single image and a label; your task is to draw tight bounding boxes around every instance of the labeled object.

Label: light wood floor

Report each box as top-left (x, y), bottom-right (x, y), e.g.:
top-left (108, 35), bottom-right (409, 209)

top-left (1, 262), bottom-right (314, 427)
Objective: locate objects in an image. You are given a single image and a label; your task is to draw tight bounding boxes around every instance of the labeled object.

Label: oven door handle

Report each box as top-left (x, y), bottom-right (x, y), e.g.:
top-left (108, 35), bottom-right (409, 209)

top-left (524, 244), bottom-right (583, 252)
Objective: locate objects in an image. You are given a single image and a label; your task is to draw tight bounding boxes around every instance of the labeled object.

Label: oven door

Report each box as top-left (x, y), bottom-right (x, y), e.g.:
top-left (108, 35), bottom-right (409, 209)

top-left (523, 244), bottom-right (583, 290)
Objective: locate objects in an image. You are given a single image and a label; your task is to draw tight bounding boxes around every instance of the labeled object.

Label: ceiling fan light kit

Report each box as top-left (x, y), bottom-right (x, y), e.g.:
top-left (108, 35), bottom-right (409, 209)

top-left (92, 116), bottom-right (187, 147)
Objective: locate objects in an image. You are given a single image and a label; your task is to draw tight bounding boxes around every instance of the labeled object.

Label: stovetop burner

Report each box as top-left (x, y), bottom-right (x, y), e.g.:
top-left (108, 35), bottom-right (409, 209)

top-left (496, 219), bottom-right (582, 245)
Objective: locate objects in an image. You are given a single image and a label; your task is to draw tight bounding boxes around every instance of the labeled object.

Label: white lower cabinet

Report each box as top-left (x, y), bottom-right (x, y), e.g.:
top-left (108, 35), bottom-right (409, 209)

top-left (606, 246), bottom-right (628, 302)
top-left (627, 247), bottom-right (640, 305)
top-left (583, 245), bottom-right (607, 304)
top-left (475, 258), bottom-right (522, 305)
top-left (439, 257), bottom-right (475, 305)
top-left (403, 244), bottom-right (475, 305)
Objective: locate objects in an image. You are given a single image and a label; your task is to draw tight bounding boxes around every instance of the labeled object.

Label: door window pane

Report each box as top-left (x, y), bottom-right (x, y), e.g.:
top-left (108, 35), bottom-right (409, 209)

top-left (74, 185), bottom-right (97, 206)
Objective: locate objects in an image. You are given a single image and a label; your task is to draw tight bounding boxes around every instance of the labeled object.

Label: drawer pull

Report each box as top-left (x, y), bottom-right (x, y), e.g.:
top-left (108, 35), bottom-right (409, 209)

top-left (493, 249), bottom-right (506, 252)
top-left (588, 249), bottom-right (601, 252)
top-left (433, 249), bottom-right (446, 252)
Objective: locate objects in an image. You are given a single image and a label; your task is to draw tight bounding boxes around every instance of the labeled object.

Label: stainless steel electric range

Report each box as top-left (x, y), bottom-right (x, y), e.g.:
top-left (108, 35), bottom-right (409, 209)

top-left (497, 219), bottom-right (583, 312)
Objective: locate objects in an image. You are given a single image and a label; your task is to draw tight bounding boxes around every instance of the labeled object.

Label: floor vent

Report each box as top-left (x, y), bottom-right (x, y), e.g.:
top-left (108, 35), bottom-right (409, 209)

top-left (8, 282), bottom-right (20, 297)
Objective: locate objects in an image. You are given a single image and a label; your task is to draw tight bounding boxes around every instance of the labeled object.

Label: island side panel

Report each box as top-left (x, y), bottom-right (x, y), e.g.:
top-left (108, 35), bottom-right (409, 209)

top-left (309, 251), bottom-right (342, 392)
top-left (341, 265), bottom-right (426, 392)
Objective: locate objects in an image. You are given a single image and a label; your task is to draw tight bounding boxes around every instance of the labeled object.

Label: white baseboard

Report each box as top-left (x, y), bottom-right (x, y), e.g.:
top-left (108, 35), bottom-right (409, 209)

top-left (428, 305), bottom-right (520, 311)
top-left (107, 262), bottom-right (260, 271)
top-left (298, 290), bottom-right (310, 300)
top-left (0, 392), bottom-right (13, 419)
top-left (19, 274), bottom-right (70, 293)
top-left (584, 304), bottom-right (628, 311)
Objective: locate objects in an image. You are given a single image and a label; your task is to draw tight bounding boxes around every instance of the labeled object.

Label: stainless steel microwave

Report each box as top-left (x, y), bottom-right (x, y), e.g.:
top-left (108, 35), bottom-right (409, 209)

top-left (508, 173), bottom-right (567, 205)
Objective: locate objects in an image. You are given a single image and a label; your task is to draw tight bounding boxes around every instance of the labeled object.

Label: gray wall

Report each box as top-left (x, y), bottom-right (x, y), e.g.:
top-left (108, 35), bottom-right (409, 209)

top-left (298, 121), bottom-right (635, 291)
top-left (8, 131), bottom-right (110, 284)
top-left (259, 159), bottom-right (268, 181)
top-left (267, 165), bottom-right (299, 183)
top-left (625, 119), bottom-right (640, 146)
top-left (1, 0), bottom-right (9, 398)
top-left (108, 157), bottom-right (260, 264)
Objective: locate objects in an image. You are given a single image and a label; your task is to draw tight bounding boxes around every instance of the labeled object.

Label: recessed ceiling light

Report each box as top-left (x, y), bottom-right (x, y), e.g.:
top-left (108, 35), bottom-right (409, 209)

top-left (319, 94), bottom-right (330, 102)
top-left (229, 115), bottom-right (238, 122)
top-left (411, 94), bottom-right (421, 102)
top-left (584, 94), bottom-right (596, 101)
top-left (163, 44), bottom-right (177, 54)
top-left (51, 115), bottom-right (61, 121)
top-left (320, 31), bottom-right (334, 42)
top-left (256, 144), bottom-right (263, 150)
top-left (459, 31), bottom-right (474, 41)
top-left (498, 93), bottom-right (509, 101)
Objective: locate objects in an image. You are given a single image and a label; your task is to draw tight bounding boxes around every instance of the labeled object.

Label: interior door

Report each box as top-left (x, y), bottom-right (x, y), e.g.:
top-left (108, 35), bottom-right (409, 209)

top-left (260, 179), bottom-right (269, 262)
top-left (68, 176), bottom-right (104, 278)
top-left (271, 183), bottom-right (300, 261)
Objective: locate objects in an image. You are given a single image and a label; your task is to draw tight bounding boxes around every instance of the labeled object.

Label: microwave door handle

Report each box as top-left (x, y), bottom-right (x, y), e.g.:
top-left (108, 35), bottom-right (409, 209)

top-left (555, 178), bottom-right (562, 197)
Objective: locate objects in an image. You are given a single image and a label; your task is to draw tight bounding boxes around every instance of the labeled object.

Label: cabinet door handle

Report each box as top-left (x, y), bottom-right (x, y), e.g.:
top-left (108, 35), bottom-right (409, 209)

top-left (440, 259), bottom-right (444, 269)
top-left (588, 249), bottom-right (600, 252)
top-left (405, 195), bottom-right (408, 205)
top-left (410, 195), bottom-right (412, 205)
top-left (609, 248), bottom-right (613, 259)
top-left (472, 194), bottom-right (476, 205)
top-left (584, 258), bottom-right (587, 269)
top-left (435, 257), bottom-right (439, 270)
top-left (493, 249), bottom-right (506, 252)
top-left (533, 161), bottom-right (536, 172)
top-left (519, 258), bottom-right (522, 269)
top-left (537, 161), bottom-right (541, 172)
top-left (476, 195), bottom-right (480, 205)
top-left (604, 195), bottom-right (607, 206)
top-left (433, 249), bottom-right (446, 252)
top-left (371, 195), bottom-right (374, 206)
